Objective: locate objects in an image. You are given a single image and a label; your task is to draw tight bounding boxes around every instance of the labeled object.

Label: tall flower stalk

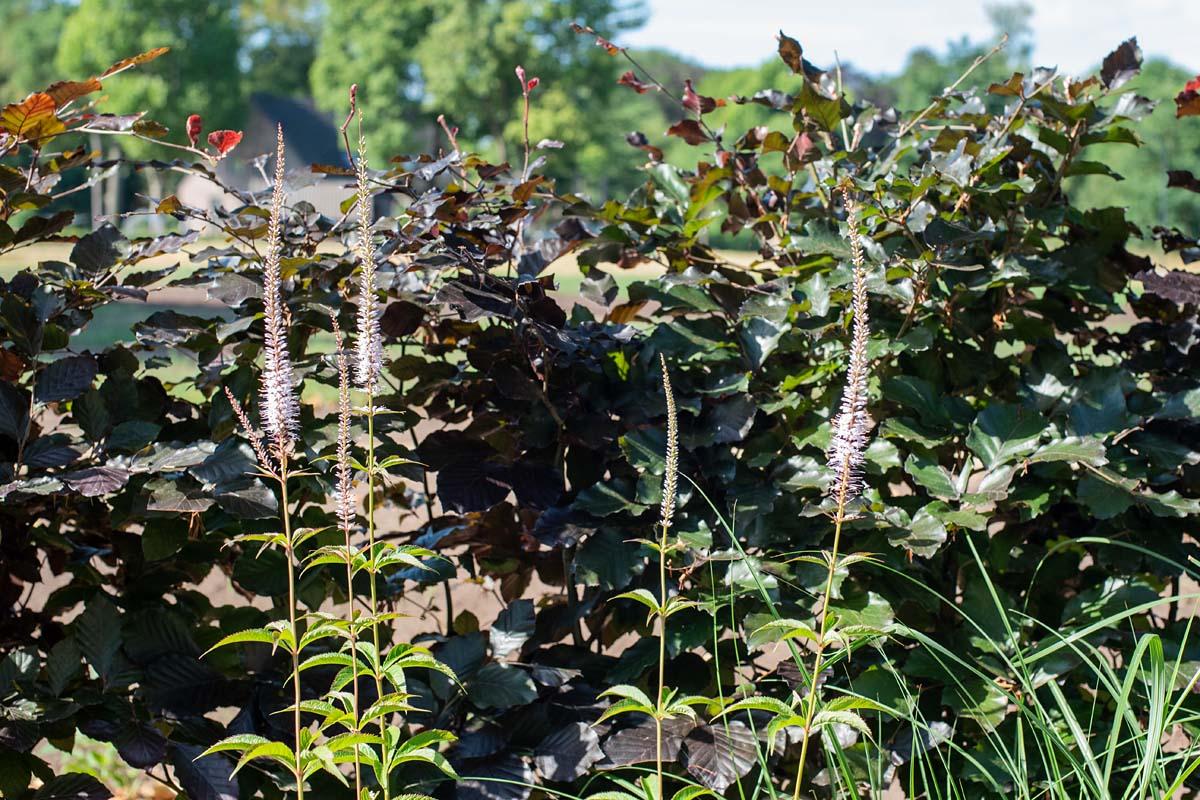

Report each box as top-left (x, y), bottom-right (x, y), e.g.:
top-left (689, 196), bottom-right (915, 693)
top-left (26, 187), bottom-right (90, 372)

top-left (203, 120), bottom-right (456, 798)
top-left (598, 356), bottom-right (698, 800)
top-left (206, 130), bottom-right (310, 798)
top-left (655, 355), bottom-right (679, 800)
top-left (331, 315), bottom-right (362, 798)
top-left (260, 127), bottom-right (299, 446)
top-left (791, 180), bottom-right (873, 798)
top-left (353, 122), bottom-right (389, 800)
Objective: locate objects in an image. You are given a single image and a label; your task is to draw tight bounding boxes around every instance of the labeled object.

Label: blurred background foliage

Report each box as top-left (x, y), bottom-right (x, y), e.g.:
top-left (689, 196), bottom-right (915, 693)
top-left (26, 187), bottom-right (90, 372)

top-left (1, 0), bottom-right (1197, 229)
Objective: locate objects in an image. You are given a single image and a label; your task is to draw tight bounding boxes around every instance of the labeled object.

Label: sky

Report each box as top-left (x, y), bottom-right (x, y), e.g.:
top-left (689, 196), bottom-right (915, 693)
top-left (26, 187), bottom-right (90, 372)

top-left (626, 0), bottom-right (1200, 76)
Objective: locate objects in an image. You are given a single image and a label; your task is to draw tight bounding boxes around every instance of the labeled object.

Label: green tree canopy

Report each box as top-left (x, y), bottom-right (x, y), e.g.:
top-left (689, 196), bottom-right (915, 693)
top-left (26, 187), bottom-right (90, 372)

top-left (310, 0), bottom-right (436, 158)
top-left (0, 0), bottom-right (72, 100)
top-left (241, 0), bottom-right (324, 99)
top-left (56, 0), bottom-right (244, 157)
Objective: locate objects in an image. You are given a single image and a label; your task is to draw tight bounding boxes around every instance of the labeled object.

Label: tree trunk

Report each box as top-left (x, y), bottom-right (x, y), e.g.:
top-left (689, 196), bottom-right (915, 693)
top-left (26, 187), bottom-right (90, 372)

top-left (103, 145), bottom-right (121, 222)
top-left (89, 134), bottom-right (103, 228)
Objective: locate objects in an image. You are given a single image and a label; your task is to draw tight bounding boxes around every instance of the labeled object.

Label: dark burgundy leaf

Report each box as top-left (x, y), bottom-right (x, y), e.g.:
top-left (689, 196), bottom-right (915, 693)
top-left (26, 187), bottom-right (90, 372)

top-left (35, 355), bottom-right (98, 403)
top-left (683, 79), bottom-right (717, 114)
top-left (454, 724), bottom-right (508, 759)
top-left (114, 724), bottom-right (167, 769)
top-left (1135, 269), bottom-right (1200, 305)
top-left (618, 71), bottom-right (655, 94)
top-left (381, 300), bottom-right (426, 337)
top-left (708, 395), bottom-right (757, 443)
top-left (681, 720), bottom-right (758, 792)
top-left (1167, 170), bottom-right (1200, 194)
top-left (1099, 38), bottom-right (1137, 90)
top-left (171, 744), bottom-right (238, 800)
top-left (666, 120), bottom-right (710, 146)
top-left (507, 460), bottom-right (562, 509)
top-left (0, 381), bottom-right (30, 442)
top-left (785, 132), bottom-right (819, 170)
top-left (71, 223), bottom-right (128, 274)
top-left (63, 466), bottom-right (129, 497)
top-left (31, 773), bottom-right (110, 800)
top-left (534, 721), bottom-right (603, 782)
top-left (602, 716), bottom-right (691, 765)
top-left (625, 131), bottom-right (664, 161)
top-left (1100, 38), bottom-right (1142, 90)
top-left (23, 435), bottom-right (80, 469)
top-left (437, 460), bottom-right (511, 512)
top-left (777, 31), bottom-right (805, 74)
top-left (457, 753), bottom-right (533, 800)
top-left (571, 22), bottom-right (621, 55)
top-left (14, 210), bottom-right (74, 244)
top-left (0, 348), bottom-right (24, 382)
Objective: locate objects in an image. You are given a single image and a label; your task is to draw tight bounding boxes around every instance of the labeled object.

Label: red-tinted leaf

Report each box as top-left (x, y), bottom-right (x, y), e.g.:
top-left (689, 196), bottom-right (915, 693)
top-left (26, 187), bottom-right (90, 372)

top-left (44, 79), bottom-right (102, 108)
top-left (1100, 37), bottom-right (1142, 90)
top-left (777, 31), bottom-right (804, 74)
top-left (0, 348), bottom-right (25, 382)
top-left (570, 22), bottom-right (621, 55)
top-left (618, 71), bottom-right (655, 94)
top-left (1, 93), bottom-right (65, 140)
top-left (784, 132), bottom-right (819, 170)
top-left (526, 77), bottom-right (540, 91)
top-left (683, 79), bottom-right (718, 114)
top-left (186, 114), bottom-right (202, 147)
top-left (625, 131), bottom-right (663, 162)
top-left (1177, 76), bottom-right (1200, 119)
top-left (666, 120), bottom-right (710, 146)
top-left (207, 130), bottom-right (243, 157)
top-left (100, 46), bottom-right (170, 79)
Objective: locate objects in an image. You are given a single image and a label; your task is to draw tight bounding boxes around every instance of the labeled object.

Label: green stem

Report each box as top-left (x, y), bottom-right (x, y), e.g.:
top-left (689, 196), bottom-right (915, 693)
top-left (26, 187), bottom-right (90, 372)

top-left (280, 454), bottom-right (304, 800)
top-left (366, 392), bottom-right (387, 800)
top-left (344, 522), bottom-right (362, 797)
top-left (792, 471), bottom-right (850, 800)
top-left (655, 521), bottom-right (669, 800)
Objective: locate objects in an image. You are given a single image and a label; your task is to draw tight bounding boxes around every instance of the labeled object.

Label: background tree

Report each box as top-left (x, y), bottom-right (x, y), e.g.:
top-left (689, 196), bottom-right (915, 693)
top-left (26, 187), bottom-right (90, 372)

top-left (310, 0), bottom-right (436, 158)
top-left (241, 0), bottom-right (324, 99)
top-left (1069, 58), bottom-right (1200, 231)
top-left (415, 0), bottom-right (645, 174)
top-left (0, 0), bottom-right (71, 99)
top-left (55, 0), bottom-right (245, 155)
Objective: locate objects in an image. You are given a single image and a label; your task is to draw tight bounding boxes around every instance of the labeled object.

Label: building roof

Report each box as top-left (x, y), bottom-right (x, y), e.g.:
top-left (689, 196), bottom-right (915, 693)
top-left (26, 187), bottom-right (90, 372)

top-left (248, 92), bottom-right (352, 169)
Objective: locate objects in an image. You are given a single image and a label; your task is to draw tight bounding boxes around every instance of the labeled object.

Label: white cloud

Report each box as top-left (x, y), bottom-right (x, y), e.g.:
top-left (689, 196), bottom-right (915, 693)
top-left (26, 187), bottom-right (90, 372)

top-left (624, 0), bottom-right (1199, 75)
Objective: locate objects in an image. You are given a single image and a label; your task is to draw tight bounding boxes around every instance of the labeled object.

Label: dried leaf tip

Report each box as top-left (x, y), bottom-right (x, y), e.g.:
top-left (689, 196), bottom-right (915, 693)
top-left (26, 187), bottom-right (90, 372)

top-left (825, 183), bottom-right (872, 507)
top-left (353, 128), bottom-right (382, 391)
top-left (659, 355), bottom-right (679, 532)
top-left (259, 126), bottom-right (299, 446)
top-left (331, 315), bottom-right (355, 531)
